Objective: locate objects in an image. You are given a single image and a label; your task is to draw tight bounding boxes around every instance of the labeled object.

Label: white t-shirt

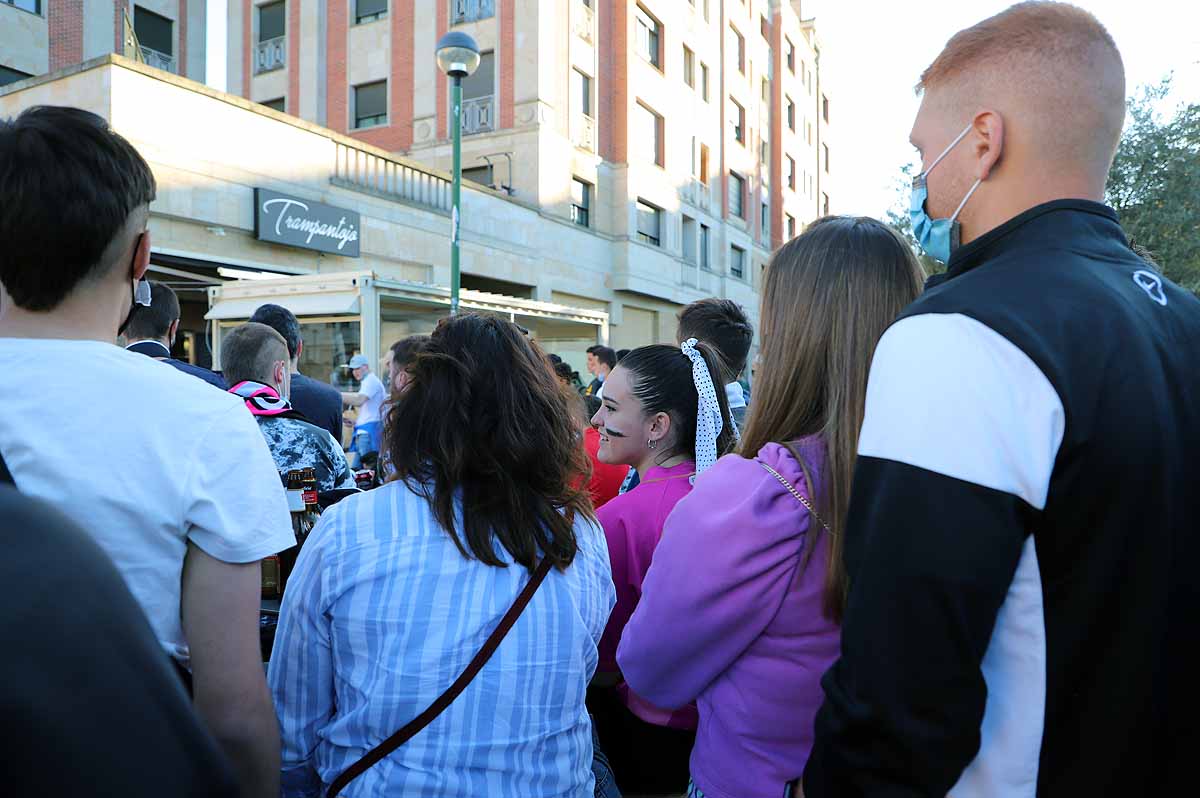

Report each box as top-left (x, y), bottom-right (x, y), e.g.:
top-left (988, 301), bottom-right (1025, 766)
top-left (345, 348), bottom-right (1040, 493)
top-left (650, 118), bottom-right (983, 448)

top-left (355, 372), bottom-right (387, 426)
top-left (0, 338), bottom-right (295, 663)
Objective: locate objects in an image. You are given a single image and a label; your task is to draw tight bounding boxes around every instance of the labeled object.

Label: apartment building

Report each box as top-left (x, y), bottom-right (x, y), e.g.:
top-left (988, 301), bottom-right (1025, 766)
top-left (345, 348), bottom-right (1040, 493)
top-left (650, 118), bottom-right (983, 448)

top-left (1, 0), bottom-right (832, 353)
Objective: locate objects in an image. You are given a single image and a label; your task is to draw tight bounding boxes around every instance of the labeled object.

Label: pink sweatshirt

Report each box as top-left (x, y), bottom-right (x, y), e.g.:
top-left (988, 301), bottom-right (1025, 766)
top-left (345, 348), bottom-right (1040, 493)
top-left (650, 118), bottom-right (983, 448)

top-left (618, 438), bottom-right (841, 798)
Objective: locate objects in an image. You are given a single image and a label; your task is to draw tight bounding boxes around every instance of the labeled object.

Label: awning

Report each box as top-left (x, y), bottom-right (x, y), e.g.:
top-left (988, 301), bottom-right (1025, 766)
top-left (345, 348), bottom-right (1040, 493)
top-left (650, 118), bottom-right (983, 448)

top-left (205, 291), bottom-right (361, 320)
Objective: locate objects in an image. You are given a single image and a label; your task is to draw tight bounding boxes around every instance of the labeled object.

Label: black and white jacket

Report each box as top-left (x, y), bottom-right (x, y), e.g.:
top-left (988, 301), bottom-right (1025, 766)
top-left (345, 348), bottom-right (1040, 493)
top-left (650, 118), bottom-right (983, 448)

top-left (804, 200), bottom-right (1200, 797)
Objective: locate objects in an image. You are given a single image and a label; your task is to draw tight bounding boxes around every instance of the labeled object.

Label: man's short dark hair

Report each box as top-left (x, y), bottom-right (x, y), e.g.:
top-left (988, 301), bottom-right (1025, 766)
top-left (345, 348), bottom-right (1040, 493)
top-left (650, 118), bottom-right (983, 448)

top-left (0, 106), bottom-right (156, 311)
top-left (677, 298), bottom-right (754, 381)
top-left (586, 345), bottom-right (601, 355)
top-left (389, 335), bottom-right (429, 370)
top-left (248, 303), bottom-right (302, 359)
top-left (594, 346), bottom-right (617, 369)
top-left (221, 322), bottom-right (290, 387)
top-left (123, 281), bottom-right (180, 341)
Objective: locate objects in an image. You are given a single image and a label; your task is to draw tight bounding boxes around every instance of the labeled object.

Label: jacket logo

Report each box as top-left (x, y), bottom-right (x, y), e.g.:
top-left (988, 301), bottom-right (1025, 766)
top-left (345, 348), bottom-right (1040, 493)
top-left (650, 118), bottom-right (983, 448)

top-left (1133, 270), bottom-right (1168, 307)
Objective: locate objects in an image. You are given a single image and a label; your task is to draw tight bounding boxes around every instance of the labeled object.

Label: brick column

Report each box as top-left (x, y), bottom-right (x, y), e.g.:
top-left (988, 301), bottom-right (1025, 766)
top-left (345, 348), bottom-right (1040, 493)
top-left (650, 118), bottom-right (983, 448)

top-left (395, 0), bottom-right (415, 149)
top-left (326, 0), bottom-right (348, 132)
top-left (178, 0), bottom-right (187, 77)
top-left (769, 9), bottom-right (784, 249)
top-left (599, 0), bottom-right (627, 162)
top-left (50, 0), bottom-right (84, 70)
top-left (499, 0), bottom-right (514, 129)
top-left (113, 0), bottom-right (126, 54)
top-left (242, 0), bottom-right (252, 96)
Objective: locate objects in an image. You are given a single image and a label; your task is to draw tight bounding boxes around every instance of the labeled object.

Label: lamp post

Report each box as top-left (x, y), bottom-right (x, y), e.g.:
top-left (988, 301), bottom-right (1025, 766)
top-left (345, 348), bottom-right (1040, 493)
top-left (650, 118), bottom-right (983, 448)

top-left (435, 31), bottom-right (481, 316)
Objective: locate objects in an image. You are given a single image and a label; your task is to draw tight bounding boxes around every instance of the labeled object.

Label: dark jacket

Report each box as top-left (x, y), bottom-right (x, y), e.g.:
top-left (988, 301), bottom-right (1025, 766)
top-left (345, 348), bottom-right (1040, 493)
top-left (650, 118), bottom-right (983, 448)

top-left (289, 372), bottom-right (345, 444)
top-left (125, 340), bottom-right (227, 390)
top-left (805, 200), bottom-right (1200, 797)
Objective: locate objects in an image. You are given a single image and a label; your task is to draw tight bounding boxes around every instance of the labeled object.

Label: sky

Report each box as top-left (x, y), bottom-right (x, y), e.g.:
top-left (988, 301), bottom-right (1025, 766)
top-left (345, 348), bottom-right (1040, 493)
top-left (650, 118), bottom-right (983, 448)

top-left (804, 0), bottom-right (1200, 218)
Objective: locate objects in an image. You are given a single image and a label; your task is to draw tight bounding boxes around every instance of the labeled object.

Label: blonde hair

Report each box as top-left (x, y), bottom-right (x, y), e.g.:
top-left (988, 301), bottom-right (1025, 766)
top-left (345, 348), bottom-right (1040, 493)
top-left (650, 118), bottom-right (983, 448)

top-left (740, 217), bottom-right (924, 622)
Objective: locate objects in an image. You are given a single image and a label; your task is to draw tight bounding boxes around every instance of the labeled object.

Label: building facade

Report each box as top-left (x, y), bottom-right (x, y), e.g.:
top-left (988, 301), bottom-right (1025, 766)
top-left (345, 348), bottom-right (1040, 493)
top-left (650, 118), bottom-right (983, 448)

top-left (1, 0), bottom-right (833, 372)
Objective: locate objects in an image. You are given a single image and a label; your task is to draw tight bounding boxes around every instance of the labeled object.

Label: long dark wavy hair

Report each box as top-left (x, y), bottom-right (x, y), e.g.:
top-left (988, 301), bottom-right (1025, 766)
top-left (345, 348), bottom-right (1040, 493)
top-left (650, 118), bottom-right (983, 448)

top-left (616, 343), bottom-right (737, 464)
top-left (385, 314), bottom-right (593, 572)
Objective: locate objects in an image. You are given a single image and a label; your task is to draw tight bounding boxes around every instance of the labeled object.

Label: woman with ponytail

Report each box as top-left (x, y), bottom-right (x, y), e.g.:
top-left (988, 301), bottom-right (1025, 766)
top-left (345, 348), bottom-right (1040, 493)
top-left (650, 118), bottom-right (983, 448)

top-left (618, 216), bottom-right (925, 798)
top-left (587, 339), bottom-right (736, 794)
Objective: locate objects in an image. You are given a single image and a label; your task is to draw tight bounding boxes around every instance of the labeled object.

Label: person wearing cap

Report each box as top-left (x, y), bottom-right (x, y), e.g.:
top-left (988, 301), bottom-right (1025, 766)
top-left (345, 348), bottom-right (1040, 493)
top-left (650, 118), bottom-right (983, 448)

top-left (585, 341), bottom-right (736, 794)
top-left (341, 353), bottom-right (387, 462)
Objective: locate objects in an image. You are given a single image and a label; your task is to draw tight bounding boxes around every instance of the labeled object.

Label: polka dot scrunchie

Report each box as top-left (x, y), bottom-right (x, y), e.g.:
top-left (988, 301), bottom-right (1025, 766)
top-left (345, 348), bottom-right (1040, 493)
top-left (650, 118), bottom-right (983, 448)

top-left (680, 337), bottom-right (734, 480)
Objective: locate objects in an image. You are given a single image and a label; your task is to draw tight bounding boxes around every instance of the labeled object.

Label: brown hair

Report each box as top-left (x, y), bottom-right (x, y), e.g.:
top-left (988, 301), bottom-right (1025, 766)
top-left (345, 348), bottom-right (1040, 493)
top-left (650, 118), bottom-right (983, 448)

top-left (386, 314), bottom-right (593, 573)
top-left (220, 322), bottom-right (289, 387)
top-left (740, 216), bottom-right (924, 621)
top-left (676, 298), bottom-right (754, 383)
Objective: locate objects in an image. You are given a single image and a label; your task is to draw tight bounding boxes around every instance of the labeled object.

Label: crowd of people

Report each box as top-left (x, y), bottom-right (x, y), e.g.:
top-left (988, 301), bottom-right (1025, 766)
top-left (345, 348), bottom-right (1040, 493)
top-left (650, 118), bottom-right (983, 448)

top-left (1, 3), bottom-right (1197, 797)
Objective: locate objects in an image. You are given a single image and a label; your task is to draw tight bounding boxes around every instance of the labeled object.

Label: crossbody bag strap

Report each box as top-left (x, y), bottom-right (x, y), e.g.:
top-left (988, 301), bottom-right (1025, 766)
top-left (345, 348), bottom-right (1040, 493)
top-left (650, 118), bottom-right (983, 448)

top-left (325, 555), bottom-right (556, 798)
top-left (758, 457), bottom-right (831, 535)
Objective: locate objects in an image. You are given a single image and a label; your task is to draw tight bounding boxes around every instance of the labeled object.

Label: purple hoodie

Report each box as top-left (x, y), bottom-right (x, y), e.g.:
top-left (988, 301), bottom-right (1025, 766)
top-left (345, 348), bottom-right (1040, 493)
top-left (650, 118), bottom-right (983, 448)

top-left (617, 437), bottom-right (840, 798)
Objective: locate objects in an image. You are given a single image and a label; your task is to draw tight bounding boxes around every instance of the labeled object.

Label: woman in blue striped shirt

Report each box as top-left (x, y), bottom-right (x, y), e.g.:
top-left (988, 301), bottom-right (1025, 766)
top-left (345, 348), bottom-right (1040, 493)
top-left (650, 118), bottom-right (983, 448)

top-left (269, 314), bottom-right (616, 797)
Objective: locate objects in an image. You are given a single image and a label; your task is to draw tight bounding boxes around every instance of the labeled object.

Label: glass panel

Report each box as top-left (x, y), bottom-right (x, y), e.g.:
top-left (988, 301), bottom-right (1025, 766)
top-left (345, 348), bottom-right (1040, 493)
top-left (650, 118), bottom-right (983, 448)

top-left (355, 81), bottom-right (387, 126)
top-left (134, 6), bottom-right (173, 55)
top-left (296, 319), bottom-right (362, 391)
top-left (730, 173), bottom-right (744, 218)
top-left (573, 69), bottom-right (591, 116)
top-left (259, 1), bottom-right (286, 41)
top-left (356, 0), bottom-right (387, 23)
top-left (731, 247), bottom-right (745, 278)
top-left (379, 300), bottom-right (447, 374)
top-left (683, 47), bottom-right (694, 87)
top-left (636, 200), bottom-right (660, 245)
top-left (462, 165), bottom-right (493, 186)
top-left (461, 51), bottom-right (495, 100)
top-left (262, 97), bottom-right (286, 112)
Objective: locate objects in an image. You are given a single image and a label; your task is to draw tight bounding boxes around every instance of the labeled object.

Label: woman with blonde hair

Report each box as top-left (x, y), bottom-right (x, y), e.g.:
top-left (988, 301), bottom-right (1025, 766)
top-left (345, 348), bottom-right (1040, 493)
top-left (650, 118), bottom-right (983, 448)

top-left (618, 216), bottom-right (924, 798)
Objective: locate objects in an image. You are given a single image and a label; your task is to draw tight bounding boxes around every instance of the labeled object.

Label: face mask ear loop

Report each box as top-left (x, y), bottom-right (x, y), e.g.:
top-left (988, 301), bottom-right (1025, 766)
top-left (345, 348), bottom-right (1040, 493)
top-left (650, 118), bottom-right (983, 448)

top-left (950, 178), bottom-right (983, 222)
top-left (923, 123), bottom-right (974, 177)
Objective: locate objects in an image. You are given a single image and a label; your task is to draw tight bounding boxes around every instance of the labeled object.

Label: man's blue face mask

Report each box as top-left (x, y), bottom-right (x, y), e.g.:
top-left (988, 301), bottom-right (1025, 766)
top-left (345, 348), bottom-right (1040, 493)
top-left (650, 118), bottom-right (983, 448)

top-left (910, 123), bottom-right (983, 263)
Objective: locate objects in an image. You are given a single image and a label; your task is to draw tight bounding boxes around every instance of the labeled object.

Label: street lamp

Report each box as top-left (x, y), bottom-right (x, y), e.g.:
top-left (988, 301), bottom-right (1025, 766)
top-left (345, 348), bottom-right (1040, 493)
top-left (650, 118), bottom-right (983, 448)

top-left (435, 31), bottom-right (481, 316)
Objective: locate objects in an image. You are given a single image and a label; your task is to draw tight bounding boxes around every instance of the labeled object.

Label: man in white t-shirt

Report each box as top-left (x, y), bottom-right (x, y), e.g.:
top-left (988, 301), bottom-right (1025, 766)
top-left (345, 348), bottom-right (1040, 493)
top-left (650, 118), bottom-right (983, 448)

top-left (0, 106), bottom-right (294, 798)
top-left (341, 353), bottom-right (387, 462)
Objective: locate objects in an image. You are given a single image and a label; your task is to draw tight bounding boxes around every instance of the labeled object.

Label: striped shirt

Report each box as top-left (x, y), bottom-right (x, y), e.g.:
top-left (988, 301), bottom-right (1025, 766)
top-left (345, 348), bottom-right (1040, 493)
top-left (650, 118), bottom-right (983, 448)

top-left (268, 479), bottom-right (615, 797)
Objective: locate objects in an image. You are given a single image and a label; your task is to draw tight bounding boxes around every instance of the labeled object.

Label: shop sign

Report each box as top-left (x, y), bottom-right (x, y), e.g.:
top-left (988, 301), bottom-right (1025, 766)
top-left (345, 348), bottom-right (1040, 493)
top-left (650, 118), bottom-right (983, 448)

top-left (254, 188), bottom-right (361, 257)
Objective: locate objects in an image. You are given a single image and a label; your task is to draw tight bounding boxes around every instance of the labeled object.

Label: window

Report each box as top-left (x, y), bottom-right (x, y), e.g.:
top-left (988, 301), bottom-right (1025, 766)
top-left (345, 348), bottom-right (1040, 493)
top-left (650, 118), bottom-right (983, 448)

top-left (258, 1), bottom-right (285, 41)
top-left (807, 66), bottom-right (813, 95)
top-left (463, 165), bottom-right (493, 187)
top-left (729, 172), bottom-right (744, 219)
top-left (2, 0), bottom-right (41, 14)
top-left (824, 143), bottom-right (830, 173)
top-left (353, 80), bottom-right (387, 128)
top-left (703, 0), bottom-right (709, 22)
top-left (683, 46), bottom-right (695, 88)
top-left (823, 192), bottom-right (830, 216)
top-left (786, 97), bottom-right (795, 130)
top-left (760, 140), bottom-right (768, 166)
top-left (800, 59), bottom-right (807, 87)
top-left (682, 215), bottom-right (697, 263)
top-left (786, 39), bottom-right (795, 72)
top-left (462, 51), bottom-right (495, 100)
top-left (822, 94), bottom-right (830, 122)
top-left (761, 77), bottom-right (768, 102)
top-left (635, 6), bottom-right (661, 69)
top-left (730, 25), bottom-right (745, 73)
top-left (760, 201), bottom-right (769, 239)
top-left (635, 102), bottom-right (664, 167)
top-left (700, 224), bottom-right (712, 270)
top-left (571, 178), bottom-right (591, 227)
top-left (355, 0), bottom-right (387, 24)
top-left (261, 97), bottom-right (286, 112)
top-left (806, 121), bottom-right (813, 145)
top-left (636, 199), bottom-right (662, 247)
top-left (0, 65), bottom-right (32, 86)
top-left (786, 213), bottom-right (796, 239)
top-left (700, 63), bottom-right (710, 101)
top-left (760, 14), bottom-right (769, 39)
top-left (730, 245), bottom-right (745, 278)
top-left (787, 155), bottom-right (795, 189)
top-left (699, 143), bottom-right (710, 183)
top-left (134, 6), bottom-right (173, 56)
top-left (573, 68), bottom-right (592, 116)
top-left (729, 98), bottom-right (745, 144)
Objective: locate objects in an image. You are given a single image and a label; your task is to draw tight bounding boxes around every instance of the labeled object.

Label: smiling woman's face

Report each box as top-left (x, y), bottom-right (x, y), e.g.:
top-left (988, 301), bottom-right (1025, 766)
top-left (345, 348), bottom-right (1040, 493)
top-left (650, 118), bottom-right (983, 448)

top-left (589, 366), bottom-right (652, 467)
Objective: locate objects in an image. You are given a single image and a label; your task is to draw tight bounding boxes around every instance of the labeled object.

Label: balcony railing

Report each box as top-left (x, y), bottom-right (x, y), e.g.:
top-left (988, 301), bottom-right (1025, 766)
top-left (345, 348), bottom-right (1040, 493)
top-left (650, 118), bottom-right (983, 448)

top-left (572, 113), bottom-right (595, 152)
top-left (680, 178), bottom-right (712, 213)
top-left (255, 36), bottom-right (286, 75)
top-left (139, 46), bottom-right (175, 73)
top-left (573, 0), bottom-right (594, 43)
top-left (451, 0), bottom-right (494, 24)
top-left (462, 95), bottom-right (495, 135)
top-left (333, 141), bottom-right (452, 214)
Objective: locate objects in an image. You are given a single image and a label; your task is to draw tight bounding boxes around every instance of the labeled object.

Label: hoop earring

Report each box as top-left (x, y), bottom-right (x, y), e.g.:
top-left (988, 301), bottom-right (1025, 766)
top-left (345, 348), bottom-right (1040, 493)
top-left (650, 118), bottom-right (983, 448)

top-left (647, 438), bottom-right (658, 450)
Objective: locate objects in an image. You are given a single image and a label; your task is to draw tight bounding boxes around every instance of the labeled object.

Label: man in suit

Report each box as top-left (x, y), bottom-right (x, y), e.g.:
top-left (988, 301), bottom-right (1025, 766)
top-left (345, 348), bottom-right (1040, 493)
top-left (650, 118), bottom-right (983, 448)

top-left (124, 281), bottom-right (226, 389)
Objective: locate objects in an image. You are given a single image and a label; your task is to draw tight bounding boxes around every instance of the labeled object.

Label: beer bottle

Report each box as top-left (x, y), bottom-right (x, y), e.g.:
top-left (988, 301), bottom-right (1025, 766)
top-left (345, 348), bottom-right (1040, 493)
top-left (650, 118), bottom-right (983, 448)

top-left (285, 469), bottom-right (305, 513)
top-left (301, 467), bottom-right (318, 511)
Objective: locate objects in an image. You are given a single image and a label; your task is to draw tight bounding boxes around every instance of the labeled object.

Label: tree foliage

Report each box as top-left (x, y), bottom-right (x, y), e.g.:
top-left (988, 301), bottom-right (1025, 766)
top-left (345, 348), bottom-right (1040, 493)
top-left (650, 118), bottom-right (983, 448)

top-left (1105, 77), bottom-right (1200, 292)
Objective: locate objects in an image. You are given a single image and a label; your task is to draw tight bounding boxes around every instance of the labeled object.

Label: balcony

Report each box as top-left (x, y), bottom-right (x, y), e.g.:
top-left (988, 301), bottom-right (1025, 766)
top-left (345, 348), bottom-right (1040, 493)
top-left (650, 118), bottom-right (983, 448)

top-left (573, 0), bottom-right (594, 44)
top-left (333, 141), bottom-right (452, 214)
top-left (680, 178), bottom-right (712, 213)
top-left (462, 95), bottom-right (495, 135)
top-left (572, 113), bottom-right (595, 152)
top-left (451, 0), bottom-right (494, 24)
top-left (139, 46), bottom-right (175, 74)
top-left (254, 36), bottom-right (286, 75)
